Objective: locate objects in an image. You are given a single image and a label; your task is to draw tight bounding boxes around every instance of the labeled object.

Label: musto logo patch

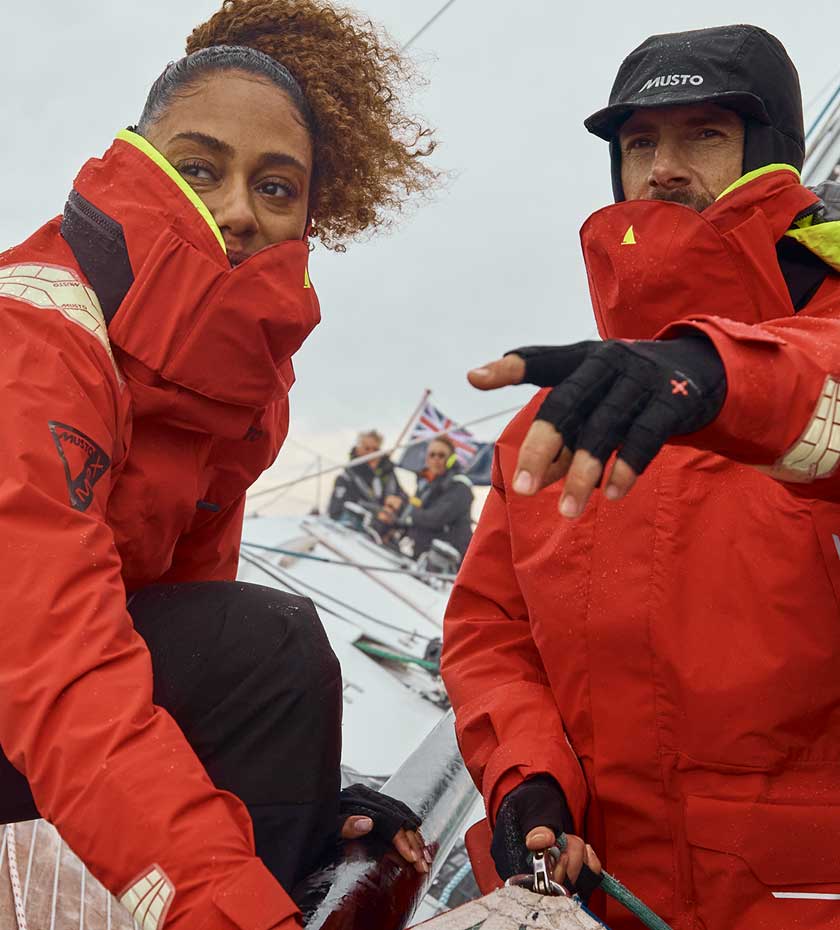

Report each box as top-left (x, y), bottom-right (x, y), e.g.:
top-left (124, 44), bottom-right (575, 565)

top-left (48, 421), bottom-right (111, 511)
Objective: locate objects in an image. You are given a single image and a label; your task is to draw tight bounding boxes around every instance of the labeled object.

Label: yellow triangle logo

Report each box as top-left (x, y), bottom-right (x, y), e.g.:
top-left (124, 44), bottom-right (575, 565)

top-left (621, 225), bottom-right (637, 246)
top-left (304, 267), bottom-right (311, 289)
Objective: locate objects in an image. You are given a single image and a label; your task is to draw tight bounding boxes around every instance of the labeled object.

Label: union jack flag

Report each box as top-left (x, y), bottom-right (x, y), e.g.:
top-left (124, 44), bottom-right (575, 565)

top-left (407, 401), bottom-right (479, 466)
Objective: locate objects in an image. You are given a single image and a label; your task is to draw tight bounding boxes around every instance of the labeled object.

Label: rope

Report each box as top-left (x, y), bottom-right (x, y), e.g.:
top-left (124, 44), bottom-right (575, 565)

top-left (601, 873), bottom-right (672, 930)
top-left (247, 405), bottom-right (519, 502)
top-left (556, 833), bottom-right (673, 930)
top-left (436, 859), bottom-right (473, 907)
top-left (238, 549), bottom-right (435, 641)
top-left (807, 75), bottom-right (840, 142)
top-left (354, 640), bottom-right (439, 672)
top-left (48, 835), bottom-right (61, 930)
top-left (6, 825), bottom-right (29, 930)
top-left (241, 539), bottom-right (456, 581)
top-left (79, 860), bottom-right (86, 930)
top-left (402, 0), bottom-right (459, 50)
top-left (22, 820), bottom-right (37, 907)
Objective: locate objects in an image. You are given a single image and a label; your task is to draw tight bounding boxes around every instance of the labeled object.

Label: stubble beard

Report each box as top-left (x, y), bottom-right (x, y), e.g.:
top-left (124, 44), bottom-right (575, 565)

top-left (649, 188), bottom-right (715, 212)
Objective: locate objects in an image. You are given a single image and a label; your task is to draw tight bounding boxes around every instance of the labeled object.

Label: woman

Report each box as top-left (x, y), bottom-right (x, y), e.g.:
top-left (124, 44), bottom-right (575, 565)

top-left (0, 4), bottom-right (436, 929)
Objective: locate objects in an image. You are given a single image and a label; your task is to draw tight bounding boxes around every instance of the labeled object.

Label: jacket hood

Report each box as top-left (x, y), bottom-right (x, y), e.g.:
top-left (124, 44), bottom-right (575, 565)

top-left (580, 165), bottom-right (822, 340)
top-left (61, 130), bottom-right (320, 435)
top-left (584, 25), bottom-right (804, 201)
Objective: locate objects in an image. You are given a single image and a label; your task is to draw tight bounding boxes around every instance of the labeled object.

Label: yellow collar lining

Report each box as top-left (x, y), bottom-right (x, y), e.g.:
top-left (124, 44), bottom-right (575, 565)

top-left (115, 129), bottom-right (226, 254)
top-left (716, 163), bottom-right (801, 202)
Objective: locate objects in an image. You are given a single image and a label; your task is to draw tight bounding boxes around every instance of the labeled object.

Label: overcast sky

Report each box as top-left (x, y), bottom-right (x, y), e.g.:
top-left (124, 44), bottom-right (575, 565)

top-left (3, 1), bottom-right (839, 511)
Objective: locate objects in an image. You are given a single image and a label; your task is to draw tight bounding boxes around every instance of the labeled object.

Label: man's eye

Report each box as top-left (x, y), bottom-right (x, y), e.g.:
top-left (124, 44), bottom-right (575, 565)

top-left (626, 138), bottom-right (654, 151)
top-left (179, 161), bottom-right (215, 182)
top-left (698, 128), bottom-right (723, 139)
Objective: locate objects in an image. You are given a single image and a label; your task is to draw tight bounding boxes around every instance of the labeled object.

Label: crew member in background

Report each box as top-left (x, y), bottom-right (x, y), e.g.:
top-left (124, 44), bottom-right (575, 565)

top-left (328, 429), bottom-right (405, 520)
top-left (380, 436), bottom-right (473, 561)
top-left (442, 25), bottom-right (840, 930)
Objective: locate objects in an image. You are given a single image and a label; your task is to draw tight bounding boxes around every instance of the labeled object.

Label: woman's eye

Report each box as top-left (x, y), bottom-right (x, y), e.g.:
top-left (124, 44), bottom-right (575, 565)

top-left (178, 161), bottom-right (215, 182)
top-left (257, 179), bottom-right (295, 199)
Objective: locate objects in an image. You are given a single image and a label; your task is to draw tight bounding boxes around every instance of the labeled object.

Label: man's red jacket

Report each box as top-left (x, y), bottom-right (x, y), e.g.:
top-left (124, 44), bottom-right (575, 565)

top-left (442, 167), bottom-right (840, 929)
top-left (0, 131), bottom-right (320, 929)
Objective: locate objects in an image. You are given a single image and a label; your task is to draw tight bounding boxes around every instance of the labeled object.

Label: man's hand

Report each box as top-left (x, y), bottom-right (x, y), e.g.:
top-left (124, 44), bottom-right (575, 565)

top-left (469, 335), bottom-right (726, 517)
top-left (491, 775), bottom-right (602, 900)
top-left (525, 825), bottom-right (601, 889)
top-left (339, 784), bottom-right (429, 874)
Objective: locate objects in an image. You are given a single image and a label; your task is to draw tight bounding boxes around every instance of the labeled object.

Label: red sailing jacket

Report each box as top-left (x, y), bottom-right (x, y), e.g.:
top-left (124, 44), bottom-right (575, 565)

top-left (0, 131), bottom-right (320, 929)
top-left (443, 167), bottom-right (840, 929)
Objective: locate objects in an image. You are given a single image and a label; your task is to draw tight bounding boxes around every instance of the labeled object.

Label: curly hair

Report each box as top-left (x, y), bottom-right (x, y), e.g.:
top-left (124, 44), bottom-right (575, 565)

top-left (186, 0), bottom-right (439, 250)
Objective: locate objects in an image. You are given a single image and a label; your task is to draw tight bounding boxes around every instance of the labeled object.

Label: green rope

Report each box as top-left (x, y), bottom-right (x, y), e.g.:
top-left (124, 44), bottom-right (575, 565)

top-left (353, 641), bottom-right (440, 672)
top-left (556, 834), bottom-right (673, 930)
top-left (600, 873), bottom-right (673, 930)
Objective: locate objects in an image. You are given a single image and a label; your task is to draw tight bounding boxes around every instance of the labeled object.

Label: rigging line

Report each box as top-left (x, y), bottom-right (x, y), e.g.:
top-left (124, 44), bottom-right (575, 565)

top-left (239, 551), bottom-right (371, 636)
top-left (402, 0), bottom-right (459, 50)
top-left (241, 539), bottom-right (456, 581)
top-left (22, 820), bottom-right (38, 906)
top-left (805, 67), bottom-right (840, 115)
top-left (251, 458), bottom-right (323, 515)
top-left (806, 79), bottom-right (840, 143)
top-left (285, 436), bottom-right (341, 464)
top-left (6, 824), bottom-right (28, 930)
top-left (48, 835), bottom-right (61, 930)
top-left (79, 863), bottom-right (85, 930)
top-left (248, 404), bottom-right (520, 500)
top-left (239, 549), bottom-right (434, 641)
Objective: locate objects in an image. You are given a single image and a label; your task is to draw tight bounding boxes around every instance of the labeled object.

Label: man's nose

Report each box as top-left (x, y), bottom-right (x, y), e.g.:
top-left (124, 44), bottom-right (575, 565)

top-left (212, 180), bottom-right (259, 239)
top-left (647, 143), bottom-right (691, 190)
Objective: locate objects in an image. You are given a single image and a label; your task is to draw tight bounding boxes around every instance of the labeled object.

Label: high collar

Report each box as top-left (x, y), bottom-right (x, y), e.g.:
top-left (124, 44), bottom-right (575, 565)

top-left (61, 131), bottom-right (320, 434)
top-left (580, 166), bottom-right (819, 340)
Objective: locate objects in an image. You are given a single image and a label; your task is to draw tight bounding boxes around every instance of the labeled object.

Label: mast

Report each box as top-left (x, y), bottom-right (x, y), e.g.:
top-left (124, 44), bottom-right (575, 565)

top-left (802, 79), bottom-right (840, 186)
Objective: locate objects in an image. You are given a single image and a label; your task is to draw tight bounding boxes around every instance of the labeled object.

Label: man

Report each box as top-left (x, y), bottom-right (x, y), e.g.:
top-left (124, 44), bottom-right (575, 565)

top-left (327, 429), bottom-right (405, 521)
top-left (379, 436), bottom-right (474, 562)
top-left (442, 25), bottom-right (840, 930)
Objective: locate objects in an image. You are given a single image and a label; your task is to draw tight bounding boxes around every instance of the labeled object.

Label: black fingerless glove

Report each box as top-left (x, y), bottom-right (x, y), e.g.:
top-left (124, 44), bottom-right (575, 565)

top-left (338, 784), bottom-right (421, 842)
top-left (509, 334), bottom-right (726, 474)
top-left (490, 775), bottom-right (574, 880)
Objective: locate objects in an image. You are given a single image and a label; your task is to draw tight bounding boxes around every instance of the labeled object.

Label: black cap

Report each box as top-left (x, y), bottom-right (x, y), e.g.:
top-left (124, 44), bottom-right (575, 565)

top-left (585, 25), bottom-right (805, 201)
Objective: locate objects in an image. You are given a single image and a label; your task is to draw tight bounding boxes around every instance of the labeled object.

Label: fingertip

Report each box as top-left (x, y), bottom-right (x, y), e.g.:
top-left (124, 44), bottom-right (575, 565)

top-left (585, 843), bottom-right (602, 872)
top-left (560, 495), bottom-right (579, 518)
top-left (513, 470), bottom-right (535, 495)
top-left (467, 368), bottom-right (488, 389)
top-left (525, 827), bottom-right (556, 849)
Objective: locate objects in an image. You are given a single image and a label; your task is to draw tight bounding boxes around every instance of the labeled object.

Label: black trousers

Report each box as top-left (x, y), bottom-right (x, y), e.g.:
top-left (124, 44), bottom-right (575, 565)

top-left (0, 581), bottom-right (343, 889)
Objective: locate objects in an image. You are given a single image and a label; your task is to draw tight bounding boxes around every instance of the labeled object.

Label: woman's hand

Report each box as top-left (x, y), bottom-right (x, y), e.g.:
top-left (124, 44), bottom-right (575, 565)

top-left (340, 816), bottom-right (429, 873)
top-left (338, 784), bottom-right (429, 874)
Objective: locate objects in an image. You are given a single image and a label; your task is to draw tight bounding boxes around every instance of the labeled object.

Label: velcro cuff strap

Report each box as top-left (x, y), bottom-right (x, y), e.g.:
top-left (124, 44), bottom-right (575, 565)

top-left (572, 862), bottom-right (603, 904)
